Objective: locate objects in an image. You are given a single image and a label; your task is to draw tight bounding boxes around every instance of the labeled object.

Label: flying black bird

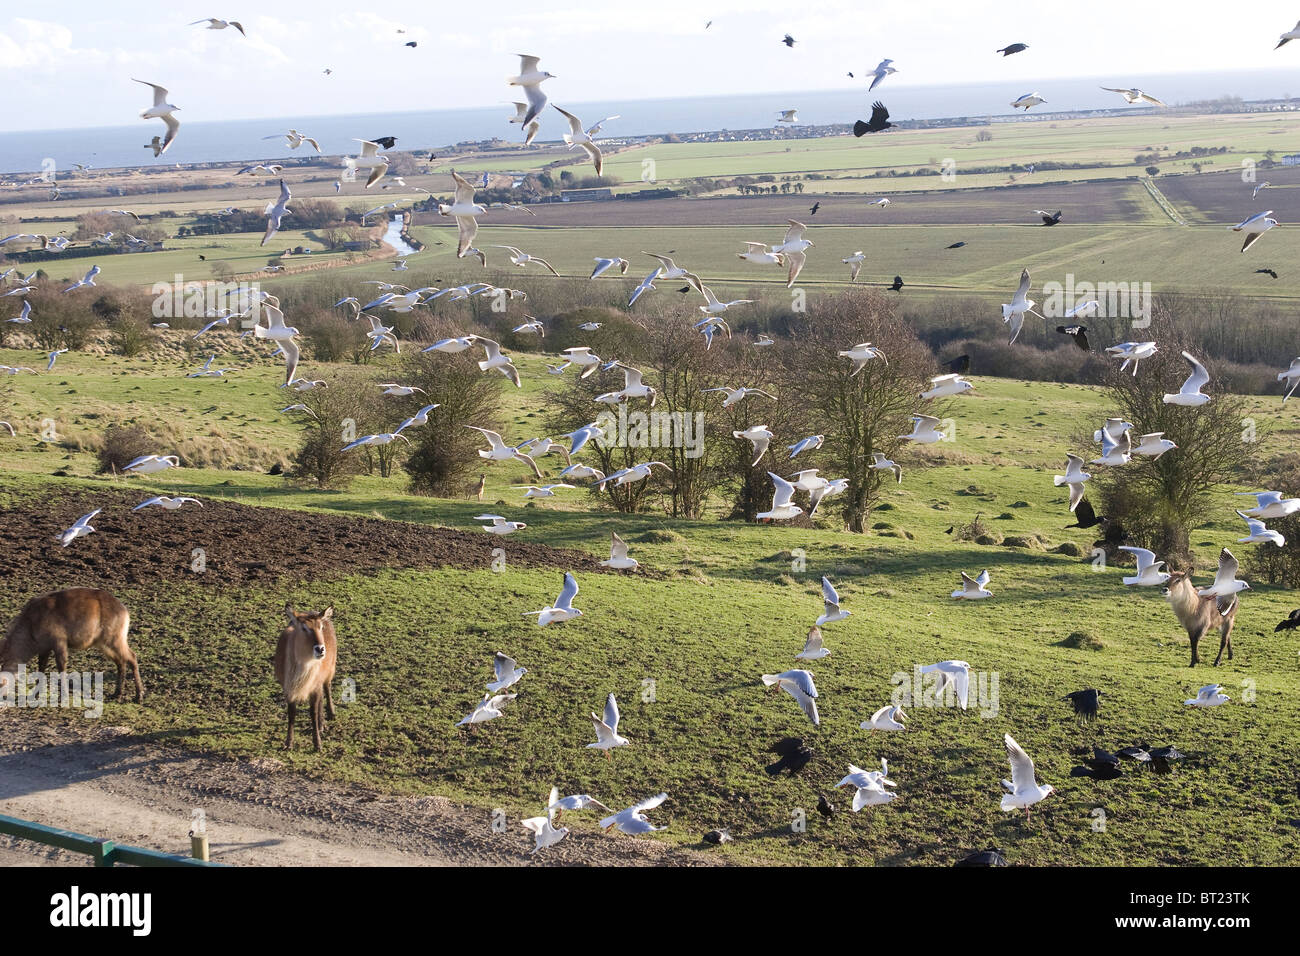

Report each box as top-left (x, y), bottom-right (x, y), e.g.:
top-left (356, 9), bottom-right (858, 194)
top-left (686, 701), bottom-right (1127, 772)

top-left (853, 101), bottom-right (894, 136)
top-left (1056, 324), bottom-right (1090, 351)
top-left (1275, 609), bottom-right (1300, 632)
top-left (888, 275), bottom-right (904, 291)
top-left (676, 285), bottom-right (692, 294)
top-left (782, 34), bottom-right (796, 47)
top-left (1070, 747), bottom-right (1122, 780)
top-left (996, 43), bottom-right (1029, 56)
top-left (816, 793), bottom-right (835, 818)
top-left (1063, 688), bottom-right (1103, 720)
top-left (1256, 268), bottom-right (1279, 279)
top-left (1066, 497), bottom-right (1105, 530)
top-left (765, 736), bottom-right (813, 776)
top-left (942, 353), bottom-right (971, 375)
top-left (847, 72), bottom-right (855, 78)
top-left (955, 847), bottom-right (1008, 867)
top-left (369, 136), bottom-right (398, 149)
top-left (809, 202), bottom-right (820, 215)
top-left (946, 240), bottom-right (967, 249)
top-left (198, 254), bottom-right (206, 261)
top-left (1037, 209), bottom-right (1062, 226)
top-left (405, 41), bottom-right (417, 47)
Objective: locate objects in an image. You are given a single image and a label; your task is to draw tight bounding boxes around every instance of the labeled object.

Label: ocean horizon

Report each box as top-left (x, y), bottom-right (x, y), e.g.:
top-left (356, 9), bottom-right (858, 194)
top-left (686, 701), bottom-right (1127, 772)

top-left (2, 68), bottom-right (1297, 176)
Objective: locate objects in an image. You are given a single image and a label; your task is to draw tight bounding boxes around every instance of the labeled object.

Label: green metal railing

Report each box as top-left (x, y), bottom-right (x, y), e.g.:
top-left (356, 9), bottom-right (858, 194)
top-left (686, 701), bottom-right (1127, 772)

top-left (0, 812), bottom-right (226, 867)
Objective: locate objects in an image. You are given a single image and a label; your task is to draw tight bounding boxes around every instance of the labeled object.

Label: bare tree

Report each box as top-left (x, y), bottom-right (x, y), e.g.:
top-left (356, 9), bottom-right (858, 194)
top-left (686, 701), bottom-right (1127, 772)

top-left (1089, 308), bottom-right (1256, 560)
top-left (779, 289), bottom-right (936, 532)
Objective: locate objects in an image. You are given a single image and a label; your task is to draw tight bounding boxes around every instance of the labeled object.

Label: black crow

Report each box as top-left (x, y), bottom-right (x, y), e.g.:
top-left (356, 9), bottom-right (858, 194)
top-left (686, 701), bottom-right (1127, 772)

top-left (946, 240), bottom-right (967, 248)
top-left (1275, 609), bottom-right (1300, 632)
top-left (782, 34), bottom-right (795, 47)
top-left (816, 793), bottom-right (835, 818)
top-left (369, 136), bottom-right (398, 149)
top-left (703, 828), bottom-right (732, 844)
top-left (1149, 745), bottom-right (1185, 774)
top-left (1071, 747), bottom-right (1122, 780)
top-left (1056, 324), bottom-right (1090, 351)
top-left (853, 101), bottom-right (894, 136)
top-left (405, 41), bottom-right (417, 48)
top-left (1063, 688), bottom-right (1102, 720)
top-left (809, 202), bottom-right (820, 215)
top-left (1036, 209), bottom-right (1062, 225)
top-left (996, 43), bottom-right (1029, 56)
top-left (1117, 744), bottom-right (1152, 766)
top-left (1066, 497), bottom-right (1104, 530)
top-left (955, 847), bottom-right (1008, 866)
top-left (943, 354), bottom-right (971, 374)
top-left (1256, 268), bottom-right (1279, 279)
top-left (888, 275), bottom-right (904, 291)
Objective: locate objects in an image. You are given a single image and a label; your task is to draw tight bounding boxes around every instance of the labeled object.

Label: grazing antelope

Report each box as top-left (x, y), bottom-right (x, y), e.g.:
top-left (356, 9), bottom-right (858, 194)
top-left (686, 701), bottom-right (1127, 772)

top-left (0, 588), bottom-right (143, 703)
top-left (1163, 571), bottom-right (1238, 667)
top-left (274, 604), bottom-right (338, 751)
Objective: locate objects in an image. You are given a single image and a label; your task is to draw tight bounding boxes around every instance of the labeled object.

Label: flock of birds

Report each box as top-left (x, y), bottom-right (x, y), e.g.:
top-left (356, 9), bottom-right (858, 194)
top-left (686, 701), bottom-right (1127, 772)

top-left (3, 17), bottom-right (1300, 863)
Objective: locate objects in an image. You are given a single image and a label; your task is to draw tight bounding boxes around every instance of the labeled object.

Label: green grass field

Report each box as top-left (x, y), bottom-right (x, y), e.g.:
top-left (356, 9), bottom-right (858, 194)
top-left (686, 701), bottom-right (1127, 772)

top-left (2, 348), bottom-right (1299, 866)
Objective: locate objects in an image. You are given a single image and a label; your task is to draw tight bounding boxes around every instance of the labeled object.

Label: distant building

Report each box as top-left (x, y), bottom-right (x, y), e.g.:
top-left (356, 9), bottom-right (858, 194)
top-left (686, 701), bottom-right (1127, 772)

top-left (560, 187), bottom-right (614, 202)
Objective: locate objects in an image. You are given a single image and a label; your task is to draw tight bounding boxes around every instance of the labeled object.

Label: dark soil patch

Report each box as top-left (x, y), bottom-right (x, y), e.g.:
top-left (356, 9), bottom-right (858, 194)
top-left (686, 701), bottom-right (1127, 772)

top-left (0, 488), bottom-right (606, 592)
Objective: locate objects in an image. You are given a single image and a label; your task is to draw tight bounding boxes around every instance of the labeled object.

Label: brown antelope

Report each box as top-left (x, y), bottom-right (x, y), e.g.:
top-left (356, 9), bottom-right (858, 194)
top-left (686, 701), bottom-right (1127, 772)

top-left (274, 604), bottom-right (337, 751)
top-left (0, 588), bottom-right (143, 703)
top-left (1163, 571), bottom-right (1238, 667)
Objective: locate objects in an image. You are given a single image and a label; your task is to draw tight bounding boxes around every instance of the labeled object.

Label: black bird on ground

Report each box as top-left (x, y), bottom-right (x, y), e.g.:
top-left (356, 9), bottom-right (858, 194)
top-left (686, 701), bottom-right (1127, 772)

top-left (1149, 745), bottom-right (1185, 774)
top-left (816, 793), bottom-right (835, 818)
top-left (1066, 497), bottom-right (1105, 530)
top-left (198, 254), bottom-right (206, 261)
top-left (1056, 324), bottom-right (1090, 351)
top-left (703, 828), bottom-right (732, 844)
top-left (942, 353), bottom-right (971, 374)
top-left (996, 43), bottom-right (1029, 56)
top-left (369, 136), bottom-right (398, 149)
top-left (955, 847), bottom-right (1008, 866)
top-left (1036, 209), bottom-right (1063, 225)
top-left (766, 736), bottom-right (813, 775)
top-left (853, 101), bottom-right (894, 136)
top-left (809, 202), bottom-right (820, 215)
top-left (1275, 609), bottom-right (1300, 632)
top-left (1064, 688), bottom-right (1103, 720)
top-left (1117, 744), bottom-right (1152, 766)
top-left (946, 240), bottom-right (967, 248)
top-left (888, 274), bottom-right (904, 291)
top-left (1071, 747), bottom-right (1122, 780)
top-left (782, 34), bottom-right (795, 47)
top-left (1256, 268), bottom-right (1279, 279)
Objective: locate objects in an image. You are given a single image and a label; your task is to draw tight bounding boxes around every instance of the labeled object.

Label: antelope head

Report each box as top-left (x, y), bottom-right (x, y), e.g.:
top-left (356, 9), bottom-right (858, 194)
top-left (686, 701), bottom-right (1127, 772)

top-left (285, 604), bottom-right (333, 660)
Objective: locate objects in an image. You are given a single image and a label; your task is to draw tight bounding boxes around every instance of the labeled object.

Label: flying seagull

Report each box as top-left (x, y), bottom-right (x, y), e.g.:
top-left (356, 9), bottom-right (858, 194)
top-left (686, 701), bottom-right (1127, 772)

top-left (868, 59), bottom-right (896, 91)
top-left (760, 670), bottom-right (820, 725)
top-left (1100, 86), bottom-right (1167, 107)
top-left (1000, 734), bottom-right (1055, 819)
top-left (133, 80), bottom-right (181, 155)
top-left (1230, 210), bottom-right (1279, 252)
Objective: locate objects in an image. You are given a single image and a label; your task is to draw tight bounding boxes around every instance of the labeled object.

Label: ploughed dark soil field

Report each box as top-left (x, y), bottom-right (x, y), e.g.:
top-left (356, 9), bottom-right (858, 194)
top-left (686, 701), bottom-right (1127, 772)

top-left (0, 487), bottom-right (604, 593)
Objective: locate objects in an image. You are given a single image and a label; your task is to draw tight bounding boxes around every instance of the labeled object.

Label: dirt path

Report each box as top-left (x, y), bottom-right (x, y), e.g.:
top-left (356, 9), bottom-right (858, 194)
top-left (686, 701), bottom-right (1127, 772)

top-left (0, 721), bottom-right (722, 867)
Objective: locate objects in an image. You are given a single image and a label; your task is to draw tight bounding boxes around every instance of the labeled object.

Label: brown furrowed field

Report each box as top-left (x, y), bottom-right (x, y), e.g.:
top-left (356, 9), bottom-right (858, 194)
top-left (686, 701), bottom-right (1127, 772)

top-left (1154, 166), bottom-right (1300, 225)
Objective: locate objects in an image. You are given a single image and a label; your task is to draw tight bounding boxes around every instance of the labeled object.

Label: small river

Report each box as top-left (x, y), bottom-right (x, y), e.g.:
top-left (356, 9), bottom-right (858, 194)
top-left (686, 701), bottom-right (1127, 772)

top-left (382, 215), bottom-right (420, 257)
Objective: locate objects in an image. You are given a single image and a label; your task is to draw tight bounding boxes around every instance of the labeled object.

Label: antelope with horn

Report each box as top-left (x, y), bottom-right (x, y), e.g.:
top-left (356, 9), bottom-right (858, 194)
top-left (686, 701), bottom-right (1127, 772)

top-left (274, 604), bottom-right (338, 751)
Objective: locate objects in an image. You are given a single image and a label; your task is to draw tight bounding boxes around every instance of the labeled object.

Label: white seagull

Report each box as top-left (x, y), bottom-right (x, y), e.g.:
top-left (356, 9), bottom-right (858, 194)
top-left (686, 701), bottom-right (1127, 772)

top-left (861, 705), bottom-right (907, 732)
top-left (475, 515), bottom-right (527, 535)
top-left (1196, 548), bottom-right (1249, 599)
top-left (1000, 734), bottom-right (1055, 819)
top-left (1119, 546), bottom-right (1169, 587)
top-left (59, 509), bottom-right (101, 547)
top-left (922, 660), bottom-right (971, 708)
top-left (1236, 511), bottom-right (1285, 547)
top-left (1106, 341), bottom-right (1158, 375)
top-left (1010, 92), bottom-right (1046, 110)
top-left (796, 625), bottom-right (830, 660)
top-left (900, 415), bottom-right (946, 444)
top-left (509, 55), bottom-right (555, 125)
top-left (587, 692), bottom-right (629, 756)
top-left (132, 496), bottom-right (202, 512)
top-left (1185, 684), bottom-right (1230, 708)
top-left (133, 80), bottom-right (181, 155)
top-left (757, 472), bottom-right (803, 521)
top-left (457, 692), bottom-right (516, 726)
top-left (1230, 210), bottom-right (1279, 252)
top-left (488, 652), bottom-right (527, 693)
top-left (835, 759), bottom-right (898, 811)
top-left (760, 669), bottom-right (820, 725)
top-left (599, 793), bottom-right (668, 835)
top-left (951, 571), bottom-right (992, 600)
top-left (600, 531), bottom-right (638, 570)
top-left (815, 576), bottom-right (851, 625)
top-left (524, 572), bottom-right (583, 626)
top-left (839, 342), bottom-right (887, 375)
top-left (521, 787), bottom-right (569, 854)
top-left (1235, 490), bottom-right (1300, 520)
top-left (1162, 351), bottom-right (1211, 406)
top-left (868, 59), bottom-right (897, 91)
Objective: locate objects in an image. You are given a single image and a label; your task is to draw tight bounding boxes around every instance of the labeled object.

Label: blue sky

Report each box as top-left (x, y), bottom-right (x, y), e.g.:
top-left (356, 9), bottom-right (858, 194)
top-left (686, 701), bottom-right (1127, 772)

top-left (3, 1), bottom-right (1300, 131)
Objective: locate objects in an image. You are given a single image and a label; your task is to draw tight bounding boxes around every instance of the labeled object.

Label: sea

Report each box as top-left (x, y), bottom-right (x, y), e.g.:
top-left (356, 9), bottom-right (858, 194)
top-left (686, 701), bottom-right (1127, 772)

top-left (2, 69), bottom-right (1298, 176)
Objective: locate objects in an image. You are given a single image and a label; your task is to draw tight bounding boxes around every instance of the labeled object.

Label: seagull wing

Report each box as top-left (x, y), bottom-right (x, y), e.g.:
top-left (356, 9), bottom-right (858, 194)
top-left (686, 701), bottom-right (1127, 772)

top-left (1180, 351), bottom-right (1210, 392)
top-left (555, 572), bottom-right (579, 612)
top-left (603, 692), bottom-right (620, 733)
top-left (1004, 734), bottom-right (1037, 792)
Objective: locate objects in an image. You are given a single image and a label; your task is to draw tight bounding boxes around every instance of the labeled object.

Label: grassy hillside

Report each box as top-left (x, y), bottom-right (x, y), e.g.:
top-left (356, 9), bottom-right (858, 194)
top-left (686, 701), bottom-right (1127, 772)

top-left (2, 352), bottom-right (1298, 866)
